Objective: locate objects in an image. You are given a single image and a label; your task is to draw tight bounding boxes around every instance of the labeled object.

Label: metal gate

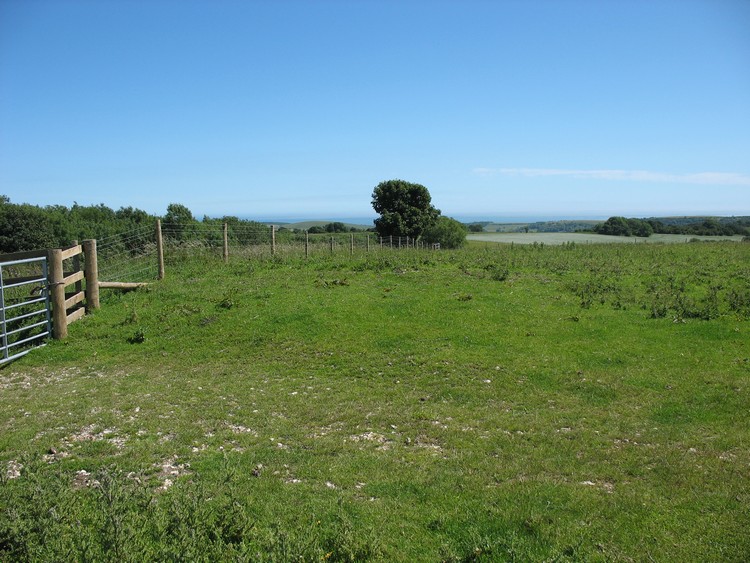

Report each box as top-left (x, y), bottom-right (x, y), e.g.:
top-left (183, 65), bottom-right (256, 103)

top-left (0, 255), bottom-right (52, 365)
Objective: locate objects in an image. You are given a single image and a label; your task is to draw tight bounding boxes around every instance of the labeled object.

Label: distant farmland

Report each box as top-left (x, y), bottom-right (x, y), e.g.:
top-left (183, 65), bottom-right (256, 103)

top-left (467, 232), bottom-right (746, 245)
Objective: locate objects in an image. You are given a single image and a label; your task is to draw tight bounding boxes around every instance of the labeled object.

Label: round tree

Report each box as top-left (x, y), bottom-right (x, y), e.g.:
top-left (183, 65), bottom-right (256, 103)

top-left (423, 216), bottom-right (468, 249)
top-left (371, 179), bottom-right (440, 239)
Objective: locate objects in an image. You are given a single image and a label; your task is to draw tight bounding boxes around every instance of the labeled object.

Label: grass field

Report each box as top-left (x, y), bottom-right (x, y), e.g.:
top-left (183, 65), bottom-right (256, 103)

top-left (467, 232), bottom-right (746, 245)
top-left (1, 243), bottom-right (749, 561)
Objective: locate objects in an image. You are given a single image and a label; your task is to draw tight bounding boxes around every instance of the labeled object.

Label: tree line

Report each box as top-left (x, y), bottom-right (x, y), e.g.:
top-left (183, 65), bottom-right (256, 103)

top-left (590, 216), bottom-right (750, 238)
top-left (0, 197), bottom-right (272, 254)
top-left (0, 196), bottom-right (157, 253)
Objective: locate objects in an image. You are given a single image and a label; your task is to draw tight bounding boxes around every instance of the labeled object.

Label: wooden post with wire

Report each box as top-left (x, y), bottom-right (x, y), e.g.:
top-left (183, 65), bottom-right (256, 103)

top-left (350, 233), bottom-right (354, 256)
top-left (223, 222), bottom-right (229, 263)
top-left (83, 239), bottom-right (99, 311)
top-left (271, 225), bottom-right (276, 256)
top-left (156, 219), bottom-right (165, 280)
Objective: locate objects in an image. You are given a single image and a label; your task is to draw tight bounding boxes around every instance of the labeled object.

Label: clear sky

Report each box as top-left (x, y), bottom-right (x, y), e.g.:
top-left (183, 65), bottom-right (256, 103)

top-left (1, 0), bottom-right (749, 221)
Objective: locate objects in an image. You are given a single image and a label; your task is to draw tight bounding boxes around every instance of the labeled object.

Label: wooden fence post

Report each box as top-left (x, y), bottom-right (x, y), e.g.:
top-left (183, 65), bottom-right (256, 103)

top-left (48, 248), bottom-right (67, 339)
top-left (330, 236), bottom-right (334, 254)
top-left (83, 239), bottom-right (99, 311)
top-left (367, 234), bottom-right (370, 252)
top-left (156, 219), bottom-right (165, 280)
top-left (271, 225), bottom-right (276, 256)
top-left (223, 222), bottom-right (229, 263)
top-left (305, 231), bottom-right (309, 259)
top-left (350, 233), bottom-right (354, 256)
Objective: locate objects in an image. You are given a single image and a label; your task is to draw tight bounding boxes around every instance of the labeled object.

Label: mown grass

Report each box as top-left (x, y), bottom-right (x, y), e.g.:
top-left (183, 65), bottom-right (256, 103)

top-left (2, 242), bottom-right (749, 561)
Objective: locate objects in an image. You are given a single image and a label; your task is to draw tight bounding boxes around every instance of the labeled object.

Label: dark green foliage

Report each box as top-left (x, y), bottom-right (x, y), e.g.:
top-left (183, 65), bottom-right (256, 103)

top-left (467, 223), bottom-right (485, 232)
top-left (0, 204), bottom-right (58, 252)
top-left (592, 215), bottom-right (750, 238)
top-left (423, 216), bottom-right (468, 249)
top-left (371, 179), bottom-right (440, 239)
top-left (163, 203), bottom-right (197, 241)
top-left (0, 200), bottom-right (159, 253)
top-left (593, 216), bottom-right (653, 237)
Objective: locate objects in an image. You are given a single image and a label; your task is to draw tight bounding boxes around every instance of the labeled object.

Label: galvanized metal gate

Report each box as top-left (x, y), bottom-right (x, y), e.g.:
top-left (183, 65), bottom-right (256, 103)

top-left (0, 255), bottom-right (52, 365)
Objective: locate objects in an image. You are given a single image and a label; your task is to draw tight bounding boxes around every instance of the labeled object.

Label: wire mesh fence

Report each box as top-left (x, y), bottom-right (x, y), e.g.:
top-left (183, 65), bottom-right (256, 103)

top-left (97, 224), bottom-right (158, 283)
top-left (96, 222), bottom-right (436, 284)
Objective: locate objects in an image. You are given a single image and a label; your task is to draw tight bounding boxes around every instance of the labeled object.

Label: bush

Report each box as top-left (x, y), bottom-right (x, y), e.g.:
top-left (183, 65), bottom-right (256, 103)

top-left (422, 216), bottom-right (467, 249)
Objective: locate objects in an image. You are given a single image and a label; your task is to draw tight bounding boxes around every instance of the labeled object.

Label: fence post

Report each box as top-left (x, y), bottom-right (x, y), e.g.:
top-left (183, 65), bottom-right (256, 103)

top-left (83, 239), bottom-right (100, 311)
top-left (367, 234), bottom-right (370, 252)
top-left (271, 225), bottom-right (276, 256)
top-left (305, 231), bottom-right (309, 259)
top-left (48, 248), bottom-right (67, 339)
top-left (223, 222), bottom-right (229, 263)
top-left (350, 233), bottom-right (354, 256)
top-left (156, 219), bottom-right (165, 280)
top-left (390, 235), bottom-right (393, 248)
top-left (330, 236), bottom-right (334, 254)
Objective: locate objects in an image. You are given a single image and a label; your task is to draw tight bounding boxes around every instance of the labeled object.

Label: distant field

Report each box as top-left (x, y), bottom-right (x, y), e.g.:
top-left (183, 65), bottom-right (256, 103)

top-left (482, 220), bottom-right (602, 233)
top-left (468, 232), bottom-right (746, 245)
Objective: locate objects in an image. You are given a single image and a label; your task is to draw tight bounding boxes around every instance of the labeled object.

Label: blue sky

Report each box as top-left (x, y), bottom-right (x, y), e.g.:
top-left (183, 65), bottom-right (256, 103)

top-left (1, 0), bottom-right (749, 221)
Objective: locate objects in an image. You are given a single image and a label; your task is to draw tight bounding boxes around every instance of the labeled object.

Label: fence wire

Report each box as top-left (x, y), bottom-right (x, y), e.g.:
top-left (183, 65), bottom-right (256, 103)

top-left (96, 223), bottom-right (435, 284)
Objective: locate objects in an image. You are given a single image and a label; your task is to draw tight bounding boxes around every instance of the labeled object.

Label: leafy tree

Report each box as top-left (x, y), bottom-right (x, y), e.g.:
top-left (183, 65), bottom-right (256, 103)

top-left (163, 203), bottom-right (197, 240)
top-left (0, 204), bottom-right (58, 252)
top-left (595, 216), bottom-right (631, 236)
top-left (467, 223), bottom-right (484, 233)
top-left (627, 218), bottom-right (653, 237)
top-left (423, 216), bottom-right (467, 249)
top-left (371, 179), bottom-right (440, 239)
top-left (595, 217), bottom-right (654, 237)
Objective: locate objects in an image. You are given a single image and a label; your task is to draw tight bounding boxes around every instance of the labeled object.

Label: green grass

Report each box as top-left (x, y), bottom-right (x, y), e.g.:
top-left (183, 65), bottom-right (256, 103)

top-left (2, 243), bottom-right (749, 560)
